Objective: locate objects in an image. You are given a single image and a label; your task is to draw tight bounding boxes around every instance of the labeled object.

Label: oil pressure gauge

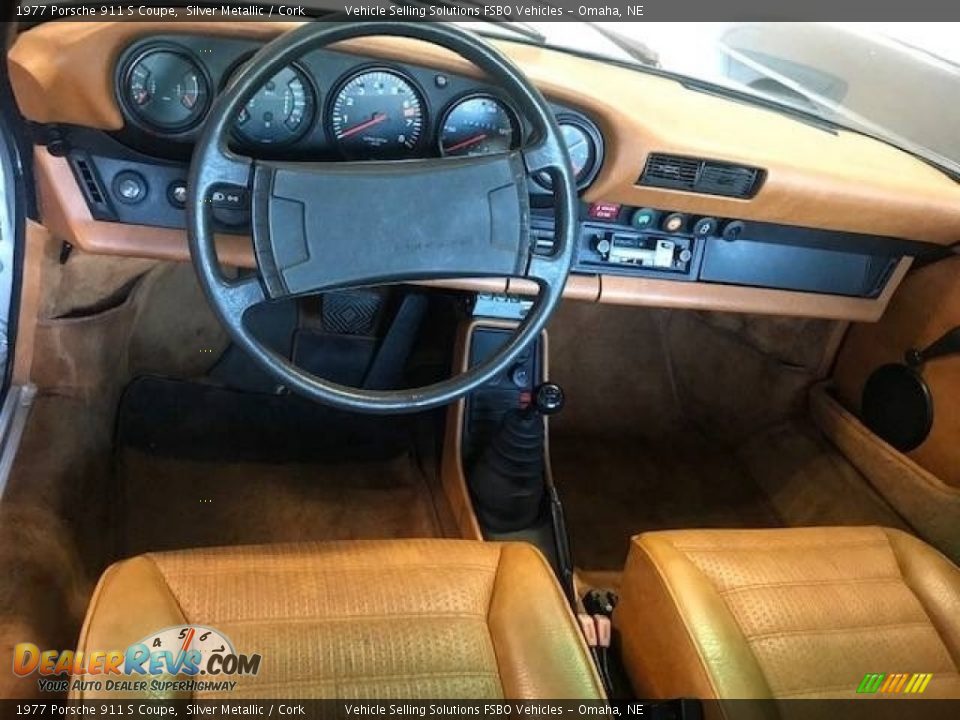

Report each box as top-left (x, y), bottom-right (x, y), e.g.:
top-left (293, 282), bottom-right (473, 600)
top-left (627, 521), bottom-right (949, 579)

top-left (122, 47), bottom-right (209, 133)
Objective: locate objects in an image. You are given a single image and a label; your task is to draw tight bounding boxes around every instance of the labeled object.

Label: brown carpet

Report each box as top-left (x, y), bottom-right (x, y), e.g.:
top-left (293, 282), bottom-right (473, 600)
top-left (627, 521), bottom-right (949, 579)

top-left (551, 434), bottom-right (783, 571)
top-left (115, 449), bottom-right (449, 557)
top-left (546, 301), bottom-right (908, 580)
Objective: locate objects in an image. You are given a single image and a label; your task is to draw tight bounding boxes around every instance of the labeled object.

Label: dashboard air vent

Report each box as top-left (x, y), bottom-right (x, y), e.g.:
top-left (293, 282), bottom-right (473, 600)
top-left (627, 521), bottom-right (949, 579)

top-left (640, 154), bottom-right (700, 191)
top-left (71, 156), bottom-right (107, 208)
top-left (639, 154), bottom-right (764, 198)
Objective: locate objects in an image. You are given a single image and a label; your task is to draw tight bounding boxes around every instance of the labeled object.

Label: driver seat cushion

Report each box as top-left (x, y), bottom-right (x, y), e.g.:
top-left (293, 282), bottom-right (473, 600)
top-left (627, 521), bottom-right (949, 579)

top-left (72, 539), bottom-right (604, 700)
top-left (613, 526), bottom-right (960, 699)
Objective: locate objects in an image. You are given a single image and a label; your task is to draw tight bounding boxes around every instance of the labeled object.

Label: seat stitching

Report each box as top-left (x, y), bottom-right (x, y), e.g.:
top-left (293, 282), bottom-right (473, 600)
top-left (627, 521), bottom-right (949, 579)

top-left (218, 612), bottom-right (490, 626)
top-left (882, 529), bottom-right (960, 668)
top-left (747, 620), bottom-right (935, 642)
top-left (143, 554), bottom-right (190, 623)
top-left (776, 680), bottom-right (879, 697)
top-left (221, 670), bottom-right (501, 690)
top-left (152, 562), bottom-right (500, 577)
top-left (718, 577), bottom-right (904, 595)
top-left (639, 542), bottom-right (727, 700)
top-left (672, 539), bottom-right (889, 552)
top-left (485, 544), bottom-right (505, 696)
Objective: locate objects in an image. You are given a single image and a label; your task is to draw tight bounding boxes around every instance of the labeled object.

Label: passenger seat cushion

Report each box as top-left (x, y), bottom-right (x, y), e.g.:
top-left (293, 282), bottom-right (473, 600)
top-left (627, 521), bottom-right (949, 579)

top-left (72, 539), bottom-right (604, 700)
top-left (614, 527), bottom-right (960, 699)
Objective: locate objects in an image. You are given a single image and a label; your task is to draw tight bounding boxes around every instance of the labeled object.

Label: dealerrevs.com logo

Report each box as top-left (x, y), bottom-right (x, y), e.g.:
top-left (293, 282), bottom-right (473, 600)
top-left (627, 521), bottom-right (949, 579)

top-left (13, 625), bottom-right (262, 694)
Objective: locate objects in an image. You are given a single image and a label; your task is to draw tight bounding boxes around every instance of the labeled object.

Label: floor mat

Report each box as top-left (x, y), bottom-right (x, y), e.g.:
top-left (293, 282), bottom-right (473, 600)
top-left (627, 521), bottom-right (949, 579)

top-left (115, 450), bottom-right (444, 556)
top-left (117, 376), bottom-right (411, 463)
top-left (114, 376), bottom-right (448, 557)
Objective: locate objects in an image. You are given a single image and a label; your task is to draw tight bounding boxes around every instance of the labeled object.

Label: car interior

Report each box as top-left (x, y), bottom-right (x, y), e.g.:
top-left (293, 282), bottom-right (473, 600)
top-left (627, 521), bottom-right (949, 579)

top-left (0, 14), bottom-right (959, 707)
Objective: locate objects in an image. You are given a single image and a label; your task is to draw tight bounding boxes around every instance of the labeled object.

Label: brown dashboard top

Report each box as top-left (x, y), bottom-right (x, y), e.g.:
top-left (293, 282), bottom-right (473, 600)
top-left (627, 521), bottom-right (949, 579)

top-left (10, 19), bottom-right (960, 247)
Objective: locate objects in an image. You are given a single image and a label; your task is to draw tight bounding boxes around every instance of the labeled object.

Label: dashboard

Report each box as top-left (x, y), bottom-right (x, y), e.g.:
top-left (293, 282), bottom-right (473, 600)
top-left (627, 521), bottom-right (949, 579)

top-left (11, 21), bottom-right (960, 322)
top-left (66, 33), bottom-right (602, 234)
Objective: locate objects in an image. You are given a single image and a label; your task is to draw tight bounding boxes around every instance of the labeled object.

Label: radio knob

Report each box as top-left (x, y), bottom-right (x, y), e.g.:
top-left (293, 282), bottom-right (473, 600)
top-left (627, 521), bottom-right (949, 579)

top-left (722, 220), bottom-right (746, 241)
top-left (630, 208), bottom-right (659, 230)
top-left (662, 213), bottom-right (686, 233)
top-left (693, 217), bottom-right (718, 237)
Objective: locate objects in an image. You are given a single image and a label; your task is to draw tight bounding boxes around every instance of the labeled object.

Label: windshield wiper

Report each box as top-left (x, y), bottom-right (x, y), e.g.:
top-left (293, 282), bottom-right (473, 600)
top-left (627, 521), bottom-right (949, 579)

top-left (583, 22), bottom-right (659, 67)
top-left (392, 0), bottom-right (547, 43)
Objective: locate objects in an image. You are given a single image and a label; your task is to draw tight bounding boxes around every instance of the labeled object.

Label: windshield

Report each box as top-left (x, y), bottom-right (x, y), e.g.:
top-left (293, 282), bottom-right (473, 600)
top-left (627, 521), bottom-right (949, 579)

top-left (473, 21), bottom-right (960, 177)
top-left (20, 3), bottom-right (960, 175)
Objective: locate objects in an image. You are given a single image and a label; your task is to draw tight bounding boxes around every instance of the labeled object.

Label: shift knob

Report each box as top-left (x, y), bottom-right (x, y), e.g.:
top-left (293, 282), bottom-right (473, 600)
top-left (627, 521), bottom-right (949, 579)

top-left (533, 383), bottom-right (565, 415)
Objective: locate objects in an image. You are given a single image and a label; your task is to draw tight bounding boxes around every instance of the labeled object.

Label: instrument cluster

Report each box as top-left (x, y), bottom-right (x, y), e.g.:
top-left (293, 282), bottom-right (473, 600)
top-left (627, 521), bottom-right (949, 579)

top-left (115, 35), bottom-right (604, 190)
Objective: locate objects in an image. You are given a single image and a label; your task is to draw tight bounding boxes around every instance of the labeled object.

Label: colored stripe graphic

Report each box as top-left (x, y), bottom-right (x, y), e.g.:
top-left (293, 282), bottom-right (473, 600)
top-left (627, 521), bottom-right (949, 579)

top-left (857, 672), bottom-right (932, 694)
top-left (857, 673), bottom-right (885, 693)
top-left (906, 673), bottom-right (933, 694)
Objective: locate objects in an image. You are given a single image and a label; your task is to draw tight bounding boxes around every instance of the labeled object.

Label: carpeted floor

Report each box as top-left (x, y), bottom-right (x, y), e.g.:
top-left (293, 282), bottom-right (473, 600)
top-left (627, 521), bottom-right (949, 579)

top-left (115, 450), bottom-right (447, 557)
top-left (111, 375), bottom-right (453, 557)
top-left (546, 301), bottom-right (909, 580)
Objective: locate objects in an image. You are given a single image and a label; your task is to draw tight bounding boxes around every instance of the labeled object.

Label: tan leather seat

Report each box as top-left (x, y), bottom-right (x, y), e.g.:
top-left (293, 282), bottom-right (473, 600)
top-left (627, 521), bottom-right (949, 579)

top-left (73, 539), bottom-right (604, 699)
top-left (614, 526), bottom-right (960, 699)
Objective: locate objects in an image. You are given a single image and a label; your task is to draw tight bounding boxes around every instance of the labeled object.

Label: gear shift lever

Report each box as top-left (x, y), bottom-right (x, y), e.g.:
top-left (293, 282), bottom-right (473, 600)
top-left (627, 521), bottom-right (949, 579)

top-left (469, 383), bottom-right (564, 533)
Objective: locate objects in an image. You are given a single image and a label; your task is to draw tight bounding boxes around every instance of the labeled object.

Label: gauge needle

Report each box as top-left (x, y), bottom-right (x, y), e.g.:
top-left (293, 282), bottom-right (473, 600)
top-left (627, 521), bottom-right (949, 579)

top-left (172, 627), bottom-right (195, 674)
top-left (444, 133), bottom-right (488, 154)
top-left (337, 112), bottom-right (388, 139)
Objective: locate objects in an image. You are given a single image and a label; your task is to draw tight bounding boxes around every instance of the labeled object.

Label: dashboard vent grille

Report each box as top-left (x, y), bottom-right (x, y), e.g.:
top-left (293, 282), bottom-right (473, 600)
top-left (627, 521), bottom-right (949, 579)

top-left (639, 154), bottom-right (764, 198)
top-left (72, 157), bottom-right (106, 206)
top-left (640, 155), bottom-right (700, 191)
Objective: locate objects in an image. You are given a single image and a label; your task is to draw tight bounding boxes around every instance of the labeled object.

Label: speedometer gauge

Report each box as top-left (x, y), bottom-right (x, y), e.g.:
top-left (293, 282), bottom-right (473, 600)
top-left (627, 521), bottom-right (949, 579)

top-left (330, 69), bottom-right (425, 159)
top-left (440, 96), bottom-right (519, 157)
top-left (233, 65), bottom-right (315, 146)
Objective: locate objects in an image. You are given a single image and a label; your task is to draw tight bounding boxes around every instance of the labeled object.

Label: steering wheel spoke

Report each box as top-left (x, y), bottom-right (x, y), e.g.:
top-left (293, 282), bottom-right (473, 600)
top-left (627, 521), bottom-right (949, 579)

top-left (522, 135), bottom-right (568, 176)
top-left (195, 148), bottom-right (254, 197)
top-left (216, 275), bottom-right (267, 323)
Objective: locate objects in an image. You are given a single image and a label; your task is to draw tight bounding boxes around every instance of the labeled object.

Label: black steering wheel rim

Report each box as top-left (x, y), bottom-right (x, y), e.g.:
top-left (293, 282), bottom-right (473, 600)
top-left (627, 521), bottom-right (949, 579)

top-left (187, 21), bottom-right (577, 414)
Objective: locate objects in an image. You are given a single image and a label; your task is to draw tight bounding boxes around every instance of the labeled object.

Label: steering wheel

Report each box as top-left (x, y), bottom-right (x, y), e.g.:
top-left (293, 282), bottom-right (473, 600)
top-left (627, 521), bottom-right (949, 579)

top-left (187, 22), bottom-right (577, 414)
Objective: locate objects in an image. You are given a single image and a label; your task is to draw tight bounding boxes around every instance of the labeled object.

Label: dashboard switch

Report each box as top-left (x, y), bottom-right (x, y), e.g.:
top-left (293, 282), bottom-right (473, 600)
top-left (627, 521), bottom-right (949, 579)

top-left (693, 217), bottom-right (718, 237)
top-left (113, 171), bottom-right (147, 204)
top-left (167, 180), bottom-right (187, 208)
top-left (510, 364), bottom-right (531, 389)
top-left (588, 202), bottom-right (621, 221)
top-left (722, 220), bottom-right (746, 241)
top-left (662, 212), bottom-right (686, 233)
top-left (630, 207), bottom-right (659, 230)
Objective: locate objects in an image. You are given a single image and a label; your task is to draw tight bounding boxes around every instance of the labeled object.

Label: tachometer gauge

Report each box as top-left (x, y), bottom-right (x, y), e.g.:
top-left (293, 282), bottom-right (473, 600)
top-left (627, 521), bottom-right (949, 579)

top-left (330, 69), bottom-right (425, 159)
top-left (440, 96), bottom-right (519, 157)
top-left (123, 48), bottom-right (209, 132)
top-left (233, 65), bottom-right (315, 146)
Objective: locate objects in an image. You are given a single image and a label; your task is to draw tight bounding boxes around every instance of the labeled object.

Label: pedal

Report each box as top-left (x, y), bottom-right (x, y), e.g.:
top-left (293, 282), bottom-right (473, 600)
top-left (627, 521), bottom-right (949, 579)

top-left (321, 289), bottom-right (383, 335)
